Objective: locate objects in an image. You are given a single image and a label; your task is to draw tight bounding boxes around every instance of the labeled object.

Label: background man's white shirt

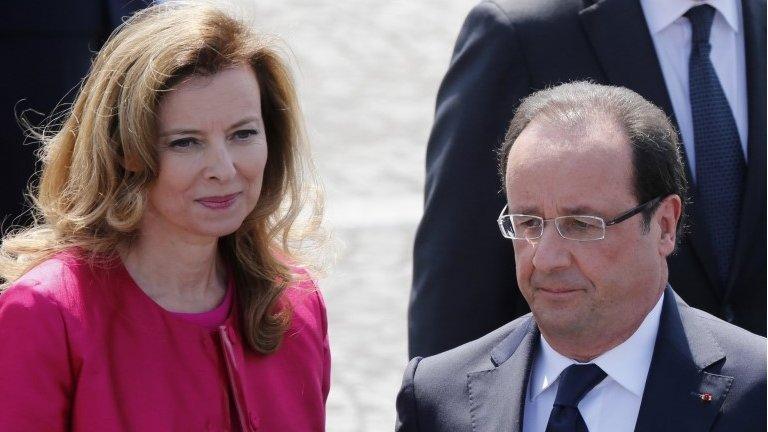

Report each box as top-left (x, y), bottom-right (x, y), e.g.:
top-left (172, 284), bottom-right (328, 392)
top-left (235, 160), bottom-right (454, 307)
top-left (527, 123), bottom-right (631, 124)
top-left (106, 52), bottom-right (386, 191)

top-left (523, 294), bottom-right (664, 432)
top-left (640, 0), bottom-right (748, 181)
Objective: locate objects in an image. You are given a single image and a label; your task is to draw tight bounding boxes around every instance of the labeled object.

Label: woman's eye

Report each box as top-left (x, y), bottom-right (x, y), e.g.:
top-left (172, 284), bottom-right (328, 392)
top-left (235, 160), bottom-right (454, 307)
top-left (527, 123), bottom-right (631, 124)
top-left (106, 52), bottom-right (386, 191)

top-left (232, 129), bottom-right (259, 140)
top-left (169, 138), bottom-right (197, 148)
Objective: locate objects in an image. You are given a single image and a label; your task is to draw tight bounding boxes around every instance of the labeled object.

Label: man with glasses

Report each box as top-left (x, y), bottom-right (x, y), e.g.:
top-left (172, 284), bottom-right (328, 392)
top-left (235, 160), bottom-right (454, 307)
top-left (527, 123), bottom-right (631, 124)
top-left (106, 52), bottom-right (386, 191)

top-left (396, 82), bottom-right (765, 432)
top-left (410, 0), bottom-right (766, 362)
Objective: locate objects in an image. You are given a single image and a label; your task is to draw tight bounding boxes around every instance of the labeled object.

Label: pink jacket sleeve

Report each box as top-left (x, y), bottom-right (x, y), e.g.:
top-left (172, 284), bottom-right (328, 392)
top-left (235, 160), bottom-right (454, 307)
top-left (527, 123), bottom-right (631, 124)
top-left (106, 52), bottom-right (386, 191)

top-left (315, 289), bottom-right (331, 401)
top-left (0, 282), bottom-right (74, 431)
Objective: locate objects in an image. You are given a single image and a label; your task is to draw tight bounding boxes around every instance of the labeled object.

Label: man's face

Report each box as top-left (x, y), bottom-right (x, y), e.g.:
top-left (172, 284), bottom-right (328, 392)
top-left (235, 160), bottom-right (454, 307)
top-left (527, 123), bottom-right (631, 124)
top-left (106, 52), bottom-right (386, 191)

top-left (504, 117), bottom-right (678, 349)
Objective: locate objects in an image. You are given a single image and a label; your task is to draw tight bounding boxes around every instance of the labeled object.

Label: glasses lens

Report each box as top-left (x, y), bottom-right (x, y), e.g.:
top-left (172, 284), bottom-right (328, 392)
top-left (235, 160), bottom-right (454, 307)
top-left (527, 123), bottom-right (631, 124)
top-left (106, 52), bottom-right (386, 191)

top-left (498, 216), bottom-right (515, 239)
top-left (556, 216), bottom-right (605, 241)
top-left (511, 215), bottom-right (543, 240)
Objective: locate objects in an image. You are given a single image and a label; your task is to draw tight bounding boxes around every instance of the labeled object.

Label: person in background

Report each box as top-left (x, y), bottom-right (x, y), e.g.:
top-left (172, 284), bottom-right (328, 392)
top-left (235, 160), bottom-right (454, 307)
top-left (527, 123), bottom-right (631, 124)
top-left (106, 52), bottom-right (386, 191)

top-left (409, 0), bottom-right (766, 359)
top-left (396, 82), bottom-right (766, 432)
top-left (0, 4), bottom-right (330, 431)
top-left (0, 0), bottom-right (148, 234)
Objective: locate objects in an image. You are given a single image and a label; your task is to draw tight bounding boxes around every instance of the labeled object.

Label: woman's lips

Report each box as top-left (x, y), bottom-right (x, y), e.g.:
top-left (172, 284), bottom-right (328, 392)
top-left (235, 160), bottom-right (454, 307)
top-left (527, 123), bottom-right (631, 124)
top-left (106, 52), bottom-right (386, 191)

top-left (196, 193), bottom-right (240, 209)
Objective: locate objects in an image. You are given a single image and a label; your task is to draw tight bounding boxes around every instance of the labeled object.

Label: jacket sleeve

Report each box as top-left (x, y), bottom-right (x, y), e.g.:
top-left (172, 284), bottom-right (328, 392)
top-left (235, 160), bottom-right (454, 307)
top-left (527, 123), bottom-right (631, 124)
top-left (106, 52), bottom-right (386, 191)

top-left (395, 356), bottom-right (423, 432)
top-left (314, 289), bottom-right (332, 402)
top-left (409, 0), bottom-right (531, 358)
top-left (0, 283), bottom-right (73, 431)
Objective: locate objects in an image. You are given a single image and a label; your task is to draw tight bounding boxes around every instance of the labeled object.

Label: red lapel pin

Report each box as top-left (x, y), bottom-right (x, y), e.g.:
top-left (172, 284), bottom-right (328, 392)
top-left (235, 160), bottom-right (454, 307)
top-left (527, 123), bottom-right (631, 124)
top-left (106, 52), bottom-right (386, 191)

top-left (699, 392), bottom-right (713, 403)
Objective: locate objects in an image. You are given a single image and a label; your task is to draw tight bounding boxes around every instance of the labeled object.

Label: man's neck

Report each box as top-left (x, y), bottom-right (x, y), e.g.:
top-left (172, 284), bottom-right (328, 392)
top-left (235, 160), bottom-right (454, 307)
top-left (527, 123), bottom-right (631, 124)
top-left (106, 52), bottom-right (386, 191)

top-left (540, 290), bottom-right (665, 362)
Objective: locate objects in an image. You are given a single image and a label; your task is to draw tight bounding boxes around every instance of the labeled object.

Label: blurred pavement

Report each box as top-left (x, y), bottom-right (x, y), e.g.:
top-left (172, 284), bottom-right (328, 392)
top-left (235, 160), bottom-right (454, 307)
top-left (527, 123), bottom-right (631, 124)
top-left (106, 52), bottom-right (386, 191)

top-left (247, 1), bottom-right (476, 430)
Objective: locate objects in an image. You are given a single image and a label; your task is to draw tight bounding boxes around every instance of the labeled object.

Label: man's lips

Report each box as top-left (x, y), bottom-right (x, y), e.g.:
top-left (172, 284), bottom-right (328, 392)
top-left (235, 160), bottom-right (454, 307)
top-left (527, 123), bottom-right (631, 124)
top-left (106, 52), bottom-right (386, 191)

top-left (536, 286), bottom-right (584, 296)
top-left (196, 193), bottom-right (241, 209)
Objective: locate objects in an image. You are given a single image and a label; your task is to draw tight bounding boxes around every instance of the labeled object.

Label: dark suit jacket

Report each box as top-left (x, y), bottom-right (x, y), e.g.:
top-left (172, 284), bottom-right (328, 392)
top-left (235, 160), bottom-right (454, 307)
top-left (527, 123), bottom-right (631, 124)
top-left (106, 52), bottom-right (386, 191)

top-left (396, 288), bottom-right (767, 431)
top-left (409, 0), bottom-right (767, 358)
top-left (0, 1), bottom-right (146, 233)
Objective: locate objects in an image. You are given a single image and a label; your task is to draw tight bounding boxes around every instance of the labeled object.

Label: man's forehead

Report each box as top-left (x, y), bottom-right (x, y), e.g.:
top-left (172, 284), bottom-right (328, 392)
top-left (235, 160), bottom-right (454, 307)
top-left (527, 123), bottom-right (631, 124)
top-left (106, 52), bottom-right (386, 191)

top-left (507, 117), bottom-right (630, 175)
top-left (504, 116), bottom-right (635, 210)
top-left (510, 116), bottom-right (628, 158)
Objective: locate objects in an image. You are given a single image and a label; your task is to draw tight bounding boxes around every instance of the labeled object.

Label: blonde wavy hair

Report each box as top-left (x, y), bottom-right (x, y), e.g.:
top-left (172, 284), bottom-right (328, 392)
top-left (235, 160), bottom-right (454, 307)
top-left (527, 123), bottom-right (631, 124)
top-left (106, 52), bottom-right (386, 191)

top-left (0, 2), bottom-right (325, 354)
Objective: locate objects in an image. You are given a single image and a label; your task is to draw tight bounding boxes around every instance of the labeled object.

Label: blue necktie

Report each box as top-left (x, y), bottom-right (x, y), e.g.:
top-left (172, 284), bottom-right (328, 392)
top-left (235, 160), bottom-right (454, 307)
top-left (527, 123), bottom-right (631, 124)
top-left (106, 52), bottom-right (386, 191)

top-left (687, 4), bottom-right (746, 289)
top-left (545, 364), bottom-right (606, 432)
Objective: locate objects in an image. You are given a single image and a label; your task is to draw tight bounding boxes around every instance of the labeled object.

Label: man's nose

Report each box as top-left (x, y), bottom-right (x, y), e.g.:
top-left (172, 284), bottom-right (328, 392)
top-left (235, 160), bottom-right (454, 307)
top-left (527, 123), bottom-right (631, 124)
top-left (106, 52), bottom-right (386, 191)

top-left (530, 222), bottom-right (572, 272)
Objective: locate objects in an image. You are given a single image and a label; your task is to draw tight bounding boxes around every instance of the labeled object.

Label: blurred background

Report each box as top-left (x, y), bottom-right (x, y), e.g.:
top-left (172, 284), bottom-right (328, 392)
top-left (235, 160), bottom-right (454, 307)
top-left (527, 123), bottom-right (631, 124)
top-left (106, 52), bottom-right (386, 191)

top-left (249, 1), bottom-right (475, 430)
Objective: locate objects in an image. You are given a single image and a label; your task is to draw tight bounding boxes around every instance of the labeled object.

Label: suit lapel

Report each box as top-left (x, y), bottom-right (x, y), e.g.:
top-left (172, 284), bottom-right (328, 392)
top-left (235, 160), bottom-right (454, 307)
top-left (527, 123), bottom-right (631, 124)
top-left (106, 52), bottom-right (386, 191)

top-left (635, 288), bottom-right (733, 431)
top-left (726, 0), bottom-right (767, 299)
top-left (578, 0), bottom-right (676, 122)
top-left (579, 0), bottom-right (725, 294)
top-left (466, 318), bottom-right (538, 432)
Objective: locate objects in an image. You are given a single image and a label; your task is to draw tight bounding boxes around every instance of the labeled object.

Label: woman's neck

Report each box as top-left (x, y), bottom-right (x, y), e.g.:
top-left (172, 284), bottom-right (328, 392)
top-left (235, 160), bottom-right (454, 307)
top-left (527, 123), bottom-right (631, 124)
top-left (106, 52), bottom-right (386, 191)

top-left (121, 223), bottom-right (228, 313)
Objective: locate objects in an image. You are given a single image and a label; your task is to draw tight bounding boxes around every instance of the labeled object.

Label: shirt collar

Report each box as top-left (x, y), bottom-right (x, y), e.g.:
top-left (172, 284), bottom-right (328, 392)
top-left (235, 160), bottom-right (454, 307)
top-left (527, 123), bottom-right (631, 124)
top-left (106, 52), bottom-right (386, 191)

top-left (640, 0), bottom-right (740, 34)
top-left (529, 293), bottom-right (665, 400)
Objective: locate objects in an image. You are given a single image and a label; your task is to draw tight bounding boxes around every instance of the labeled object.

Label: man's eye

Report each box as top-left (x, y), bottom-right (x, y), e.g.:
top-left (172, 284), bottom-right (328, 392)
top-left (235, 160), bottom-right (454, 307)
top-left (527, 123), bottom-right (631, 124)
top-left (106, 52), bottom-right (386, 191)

top-left (567, 217), bottom-right (601, 231)
top-left (513, 216), bottom-right (541, 228)
top-left (232, 129), bottom-right (259, 140)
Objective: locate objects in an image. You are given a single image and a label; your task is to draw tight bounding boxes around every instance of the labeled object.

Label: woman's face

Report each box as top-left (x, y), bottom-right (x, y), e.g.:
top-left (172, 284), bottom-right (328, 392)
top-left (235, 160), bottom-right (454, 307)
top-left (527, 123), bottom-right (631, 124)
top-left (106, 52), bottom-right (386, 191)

top-left (145, 65), bottom-right (268, 243)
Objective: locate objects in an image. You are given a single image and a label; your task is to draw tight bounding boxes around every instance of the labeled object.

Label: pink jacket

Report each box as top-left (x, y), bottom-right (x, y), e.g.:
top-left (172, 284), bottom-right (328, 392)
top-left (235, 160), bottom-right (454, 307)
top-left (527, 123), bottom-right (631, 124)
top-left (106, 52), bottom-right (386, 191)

top-left (0, 251), bottom-right (330, 431)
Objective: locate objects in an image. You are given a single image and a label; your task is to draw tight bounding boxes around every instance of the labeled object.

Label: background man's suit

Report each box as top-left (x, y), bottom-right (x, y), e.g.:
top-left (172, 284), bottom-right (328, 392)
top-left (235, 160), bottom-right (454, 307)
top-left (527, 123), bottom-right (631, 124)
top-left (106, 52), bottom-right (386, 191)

top-left (409, 0), bottom-right (766, 358)
top-left (397, 288), bottom-right (767, 431)
top-left (0, 1), bottom-right (146, 233)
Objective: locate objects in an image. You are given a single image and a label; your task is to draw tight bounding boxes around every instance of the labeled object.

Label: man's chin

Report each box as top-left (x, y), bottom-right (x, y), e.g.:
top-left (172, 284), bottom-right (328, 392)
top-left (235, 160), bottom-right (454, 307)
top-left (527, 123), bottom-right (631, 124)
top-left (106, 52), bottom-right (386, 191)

top-left (531, 306), bottom-right (589, 335)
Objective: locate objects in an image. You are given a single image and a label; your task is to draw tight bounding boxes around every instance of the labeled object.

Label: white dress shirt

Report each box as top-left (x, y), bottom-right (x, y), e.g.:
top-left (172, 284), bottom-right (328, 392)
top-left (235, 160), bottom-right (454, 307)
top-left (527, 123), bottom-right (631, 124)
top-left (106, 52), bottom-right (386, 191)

top-left (639, 0), bottom-right (748, 182)
top-left (522, 294), bottom-right (664, 432)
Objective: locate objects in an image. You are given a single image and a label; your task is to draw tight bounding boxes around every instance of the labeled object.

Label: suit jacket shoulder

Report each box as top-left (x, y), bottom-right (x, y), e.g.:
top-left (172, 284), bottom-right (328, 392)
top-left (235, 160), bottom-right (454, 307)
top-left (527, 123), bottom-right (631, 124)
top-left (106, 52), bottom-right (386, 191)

top-left (636, 292), bottom-right (766, 431)
top-left (484, 0), bottom-right (585, 23)
top-left (678, 301), bottom-right (766, 408)
top-left (397, 315), bottom-right (536, 432)
top-left (417, 314), bottom-right (531, 383)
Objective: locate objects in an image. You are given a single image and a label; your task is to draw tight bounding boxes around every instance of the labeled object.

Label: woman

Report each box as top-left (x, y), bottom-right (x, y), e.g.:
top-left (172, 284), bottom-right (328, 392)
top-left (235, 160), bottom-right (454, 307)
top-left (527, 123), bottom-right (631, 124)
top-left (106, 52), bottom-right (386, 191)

top-left (0, 3), bottom-right (329, 431)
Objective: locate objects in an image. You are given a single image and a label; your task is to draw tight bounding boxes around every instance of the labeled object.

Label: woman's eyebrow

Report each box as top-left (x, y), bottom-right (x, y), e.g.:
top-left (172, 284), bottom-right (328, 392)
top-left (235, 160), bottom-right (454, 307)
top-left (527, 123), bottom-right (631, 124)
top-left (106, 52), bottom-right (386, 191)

top-left (158, 117), bottom-right (262, 137)
top-left (228, 116), bottom-right (261, 129)
top-left (158, 128), bottom-right (199, 137)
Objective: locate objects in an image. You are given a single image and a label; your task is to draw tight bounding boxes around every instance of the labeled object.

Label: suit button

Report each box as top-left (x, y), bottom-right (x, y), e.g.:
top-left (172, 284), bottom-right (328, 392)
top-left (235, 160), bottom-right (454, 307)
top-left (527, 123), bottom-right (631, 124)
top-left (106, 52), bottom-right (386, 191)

top-left (722, 304), bottom-right (735, 322)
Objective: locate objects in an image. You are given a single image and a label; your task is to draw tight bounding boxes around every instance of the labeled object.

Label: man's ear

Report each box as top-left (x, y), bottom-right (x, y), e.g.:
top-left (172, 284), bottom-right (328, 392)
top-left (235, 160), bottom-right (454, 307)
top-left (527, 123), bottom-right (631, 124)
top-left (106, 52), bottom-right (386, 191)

top-left (655, 194), bottom-right (682, 257)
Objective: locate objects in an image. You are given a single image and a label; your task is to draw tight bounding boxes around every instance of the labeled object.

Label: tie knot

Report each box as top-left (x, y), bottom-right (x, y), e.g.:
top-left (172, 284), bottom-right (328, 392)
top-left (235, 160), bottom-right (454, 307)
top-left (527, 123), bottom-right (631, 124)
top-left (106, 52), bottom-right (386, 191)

top-left (686, 4), bottom-right (716, 44)
top-left (553, 364), bottom-right (607, 408)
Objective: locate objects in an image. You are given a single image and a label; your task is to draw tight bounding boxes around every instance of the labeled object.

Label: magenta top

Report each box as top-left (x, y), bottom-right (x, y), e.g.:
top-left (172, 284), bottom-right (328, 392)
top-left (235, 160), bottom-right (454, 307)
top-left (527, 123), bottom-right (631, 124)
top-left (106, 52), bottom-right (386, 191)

top-left (170, 281), bottom-right (239, 430)
top-left (170, 280), bottom-right (234, 331)
top-left (0, 250), bottom-right (331, 431)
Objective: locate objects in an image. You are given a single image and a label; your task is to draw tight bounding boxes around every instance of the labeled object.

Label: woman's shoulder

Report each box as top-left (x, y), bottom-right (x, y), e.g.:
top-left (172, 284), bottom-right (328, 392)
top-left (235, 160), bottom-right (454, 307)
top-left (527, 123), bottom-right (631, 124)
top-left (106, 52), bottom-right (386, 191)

top-left (281, 267), bottom-right (327, 334)
top-left (0, 249), bottom-right (113, 312)
top-left (0, 252), bottom-right (84, 331)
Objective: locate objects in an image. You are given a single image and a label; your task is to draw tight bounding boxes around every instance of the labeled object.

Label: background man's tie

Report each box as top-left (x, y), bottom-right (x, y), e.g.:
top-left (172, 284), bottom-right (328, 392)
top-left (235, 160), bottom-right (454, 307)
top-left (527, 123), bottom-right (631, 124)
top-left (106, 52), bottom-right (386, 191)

top-left (545, 364), bottom-right (607, 432)
top-left (687, 4), bottom-right (746, 290)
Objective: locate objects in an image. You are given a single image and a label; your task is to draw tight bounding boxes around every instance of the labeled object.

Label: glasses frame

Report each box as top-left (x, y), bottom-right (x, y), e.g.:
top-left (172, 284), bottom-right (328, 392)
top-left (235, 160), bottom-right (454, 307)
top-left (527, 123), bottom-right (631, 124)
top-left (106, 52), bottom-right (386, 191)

top-left (497, 196), bottom-right (664, 242)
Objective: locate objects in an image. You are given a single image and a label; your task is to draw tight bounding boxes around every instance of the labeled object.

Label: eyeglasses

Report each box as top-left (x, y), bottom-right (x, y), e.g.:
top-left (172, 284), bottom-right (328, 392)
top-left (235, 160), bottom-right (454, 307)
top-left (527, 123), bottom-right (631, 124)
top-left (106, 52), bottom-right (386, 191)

top-left (497, 197), bottom-right (663, 242)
